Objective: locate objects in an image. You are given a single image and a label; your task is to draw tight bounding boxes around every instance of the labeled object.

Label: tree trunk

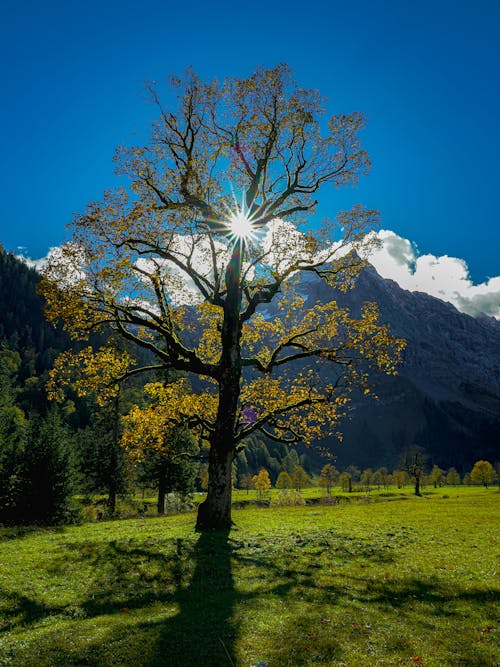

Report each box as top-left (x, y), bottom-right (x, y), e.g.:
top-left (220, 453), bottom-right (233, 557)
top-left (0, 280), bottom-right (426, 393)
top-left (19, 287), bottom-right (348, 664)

top-left (196, 442), bottom-right (234, 531)
top-left (107, 391), bottom-right (120, 516)
top-left (107, 484), bottom-right (116, 515)
top-left (196, 241), bottom-right (243, 531)
top-left (157, 474), bottom-right (166, 515)
top-left (414, 475), bottom-right (422, 496)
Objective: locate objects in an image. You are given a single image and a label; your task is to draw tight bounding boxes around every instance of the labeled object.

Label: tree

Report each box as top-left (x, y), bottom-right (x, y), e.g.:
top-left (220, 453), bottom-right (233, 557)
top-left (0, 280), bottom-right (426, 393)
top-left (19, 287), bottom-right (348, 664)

top-left (77, 393), bottom-right (128, 515)
top-left (17, 408), bottom-right (78, 525)
top-left (404, 449), bottom-right (427, 497)
top-left (338, 471), bottom-right (352, 493)
top-left (392, 469), bottom-right (409, 489)
top-left (275, 470), bottom-right (293, 490)
top-left (445, 467), bottom-right (461, 486)
top-left (470, 460), bottom-right (496, 488)
top-left (122, 391), bottom-right (199, 512)
top-left (318, 463), bottom-right (338, 495)
top-left (462, 472), bottom-right (472, 486)
top-left (239, 472), bottom-right (254, 493)
top-left (291, 465), bottom-right (311, 492)
top-left (360, 467), bottom-right (373, 491)
top-left (0, 347), bottom-right (28, 523)
top-left (281, 450), bottom-right (301, 474)
top-left (41, 65), bottom-right (405, 530)
top-left (134, 427), bottom-right (197, 514)
top-left (252, 468), bottom-right (271, 498)
top-left (429, 465), bottom-right (444, 489)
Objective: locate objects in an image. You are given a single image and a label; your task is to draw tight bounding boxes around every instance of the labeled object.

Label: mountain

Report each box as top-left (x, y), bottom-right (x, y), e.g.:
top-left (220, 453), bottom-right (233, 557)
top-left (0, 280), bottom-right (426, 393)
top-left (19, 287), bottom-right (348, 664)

top-left (1, 245), bottom-right (498, 472)
top-left (298, 265), bottom-right (500, 472)
top-left (0, 245), bottom-right (71, 379)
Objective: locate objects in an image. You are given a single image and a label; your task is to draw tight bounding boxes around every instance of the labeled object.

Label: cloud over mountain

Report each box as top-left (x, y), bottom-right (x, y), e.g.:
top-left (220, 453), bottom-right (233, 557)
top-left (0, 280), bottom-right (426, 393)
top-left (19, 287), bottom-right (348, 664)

top-left (16, 227), bottom-right (500, 320)
top-left (368, 230), bottom-right (500, 319)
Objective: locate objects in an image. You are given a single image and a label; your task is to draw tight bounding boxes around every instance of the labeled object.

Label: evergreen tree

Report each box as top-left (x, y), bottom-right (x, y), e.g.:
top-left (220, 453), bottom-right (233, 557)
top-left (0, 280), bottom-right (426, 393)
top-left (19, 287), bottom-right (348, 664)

top-left (18, 408), bottom-right (78, 524)
top-left (76, 394), bottom-right (128, 515)
top-left (0, 347), bottom-right (28, 524)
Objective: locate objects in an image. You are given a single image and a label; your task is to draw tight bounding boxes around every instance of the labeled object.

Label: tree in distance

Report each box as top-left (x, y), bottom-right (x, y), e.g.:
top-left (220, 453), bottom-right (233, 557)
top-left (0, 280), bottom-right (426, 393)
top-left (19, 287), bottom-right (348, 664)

top-left (470, 460), bottom-right (496, 488)
top-left (339, 471), bottom-right (353, 493)
top-left (360, 467), bottom-right (373, 491)
top-left (429, 464), bottom-right (444, 489)
top-left (445, 467), bottom-right (461, 486)
top-left (404, 449), bottom-right (427, 497)
top-left (291, 465), bottom-right (311, 492)
top-left (41, 65), bottom-right (405, 530)
top-left (275, 470), bottom-right (293, 490)
top-left (252, 468), bottom-right (271, 498)
top-left (392, 470), bottom-right (409, 489)
top-left (318, 463), bottom-right (338, 495)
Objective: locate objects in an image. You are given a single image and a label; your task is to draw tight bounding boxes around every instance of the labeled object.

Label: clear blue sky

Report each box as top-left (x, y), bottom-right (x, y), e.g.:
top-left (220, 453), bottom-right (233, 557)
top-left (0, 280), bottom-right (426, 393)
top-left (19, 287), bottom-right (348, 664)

top-left (1, 0), bottom-right (499, 283)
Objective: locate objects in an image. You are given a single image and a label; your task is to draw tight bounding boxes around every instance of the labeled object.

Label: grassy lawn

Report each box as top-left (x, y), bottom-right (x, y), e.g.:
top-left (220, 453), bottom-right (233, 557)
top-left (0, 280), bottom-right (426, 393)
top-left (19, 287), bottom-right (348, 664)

top-left (0, 488), bottom-right (498, 666)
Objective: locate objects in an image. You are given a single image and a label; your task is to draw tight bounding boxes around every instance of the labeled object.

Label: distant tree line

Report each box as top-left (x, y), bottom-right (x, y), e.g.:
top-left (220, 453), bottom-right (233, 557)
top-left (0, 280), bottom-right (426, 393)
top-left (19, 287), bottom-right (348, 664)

top-left (232, 459), bottom-right (499, 497)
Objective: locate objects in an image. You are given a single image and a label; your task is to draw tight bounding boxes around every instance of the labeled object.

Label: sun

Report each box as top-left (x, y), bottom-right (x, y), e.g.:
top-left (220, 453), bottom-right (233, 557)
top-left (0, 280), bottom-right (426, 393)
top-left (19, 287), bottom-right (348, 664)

top-left (228, 210), bottom-right (255, 240)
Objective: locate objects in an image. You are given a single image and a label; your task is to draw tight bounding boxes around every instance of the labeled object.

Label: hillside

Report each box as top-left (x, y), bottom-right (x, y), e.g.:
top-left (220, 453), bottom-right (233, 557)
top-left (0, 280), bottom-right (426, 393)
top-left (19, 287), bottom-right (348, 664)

top-left (297, 265), bottom-right (500, 471)
top-left (0, 245), bottom-right (70, 379)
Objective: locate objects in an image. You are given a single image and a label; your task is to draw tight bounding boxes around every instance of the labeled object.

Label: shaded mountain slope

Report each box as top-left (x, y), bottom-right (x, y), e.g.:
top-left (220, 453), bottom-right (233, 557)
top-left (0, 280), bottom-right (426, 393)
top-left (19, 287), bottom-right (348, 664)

top-left (299, 265), bottom-right (500, 471)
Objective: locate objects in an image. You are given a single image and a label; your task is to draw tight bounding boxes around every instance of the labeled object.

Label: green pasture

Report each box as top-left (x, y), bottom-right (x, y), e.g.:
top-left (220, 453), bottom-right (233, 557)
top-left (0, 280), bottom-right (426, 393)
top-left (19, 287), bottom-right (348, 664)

top-left (1, 487), bottom-right (498, 666)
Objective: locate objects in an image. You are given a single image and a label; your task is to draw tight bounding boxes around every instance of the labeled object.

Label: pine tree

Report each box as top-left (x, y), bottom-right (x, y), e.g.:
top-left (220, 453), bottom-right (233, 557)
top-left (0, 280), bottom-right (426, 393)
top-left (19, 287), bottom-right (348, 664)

top-left (19, 408), bottom-right (78, 524)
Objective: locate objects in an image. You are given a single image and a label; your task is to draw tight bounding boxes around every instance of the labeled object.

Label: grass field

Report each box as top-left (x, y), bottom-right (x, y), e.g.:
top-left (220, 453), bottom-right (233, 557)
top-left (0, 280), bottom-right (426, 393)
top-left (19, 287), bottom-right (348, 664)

top-left (0, 487), bottom-right (498, 666)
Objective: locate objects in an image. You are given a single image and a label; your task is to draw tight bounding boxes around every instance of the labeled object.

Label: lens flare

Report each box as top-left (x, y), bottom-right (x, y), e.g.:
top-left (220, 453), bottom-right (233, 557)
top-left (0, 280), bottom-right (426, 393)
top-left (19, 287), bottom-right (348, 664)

top-left (228, 210), bottom-right (255, 240)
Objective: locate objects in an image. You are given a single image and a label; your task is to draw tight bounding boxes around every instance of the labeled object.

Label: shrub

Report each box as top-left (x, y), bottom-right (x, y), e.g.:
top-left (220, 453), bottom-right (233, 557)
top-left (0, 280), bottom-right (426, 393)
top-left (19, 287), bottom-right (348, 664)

top-left (270, 490), bottom-right (306, 507)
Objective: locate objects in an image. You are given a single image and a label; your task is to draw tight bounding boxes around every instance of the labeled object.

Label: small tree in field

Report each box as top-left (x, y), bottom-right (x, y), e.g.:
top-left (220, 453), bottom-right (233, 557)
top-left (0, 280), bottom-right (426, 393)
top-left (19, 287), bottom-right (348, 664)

top-left (41, 65), bottom-right (404, 530)
top-left (392, 469), bottom-right (409, 489)
top-left (360, 468), bottom-right (373, 491)
top-left (429, 465), bottom-right (444, 489)
top-left (470, 460), bottom-right (496, 488)
top-left (462, 472), bottom-right (472, 486)
top-left (291, 465), bottom-right (311, 492)
top-left (404, 449), bottom-right (426, 497)
top-left (275, 470), bottom-right (293, 490)
top-left (252, 468), bottom-right (271, 498)
top-left (318, 463), bottom-right (338, 495)
top-left (239, 473), bottom-right (254, 494)
top-left (339, 471), bottom-right (353, 493)
top-left (445, 467), bottom-right (461, 486)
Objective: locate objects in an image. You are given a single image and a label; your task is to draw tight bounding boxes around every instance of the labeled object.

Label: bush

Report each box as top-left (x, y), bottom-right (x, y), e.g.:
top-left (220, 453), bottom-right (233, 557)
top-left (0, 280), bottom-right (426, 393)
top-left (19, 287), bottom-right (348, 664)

top-left (270, 490), bottom-right (306, 507)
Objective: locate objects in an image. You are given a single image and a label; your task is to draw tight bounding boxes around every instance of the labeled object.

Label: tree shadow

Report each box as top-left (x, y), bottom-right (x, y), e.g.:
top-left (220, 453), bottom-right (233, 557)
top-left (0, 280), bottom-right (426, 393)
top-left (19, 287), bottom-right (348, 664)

top-left (0, 588), bottom-right (63, 631)
top-left (137, 529), bottom-right (240, 666)
top-left (3, 530), bottom-right (243, 666)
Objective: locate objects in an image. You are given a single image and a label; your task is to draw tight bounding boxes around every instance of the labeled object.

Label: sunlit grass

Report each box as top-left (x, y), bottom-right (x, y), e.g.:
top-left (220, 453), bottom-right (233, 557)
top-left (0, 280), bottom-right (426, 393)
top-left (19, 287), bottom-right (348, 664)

top-left (0, 488), bottom-right (498, 666)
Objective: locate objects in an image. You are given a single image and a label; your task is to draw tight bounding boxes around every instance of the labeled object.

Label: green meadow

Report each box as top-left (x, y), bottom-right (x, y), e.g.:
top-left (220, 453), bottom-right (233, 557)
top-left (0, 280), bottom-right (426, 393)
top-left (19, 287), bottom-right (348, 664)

top-left (1, 487), bottom-right (498, 666)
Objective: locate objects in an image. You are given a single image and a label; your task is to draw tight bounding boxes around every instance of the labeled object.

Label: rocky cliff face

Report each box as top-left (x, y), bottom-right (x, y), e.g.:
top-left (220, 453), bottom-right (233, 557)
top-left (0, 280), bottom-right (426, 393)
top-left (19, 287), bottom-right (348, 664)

top-left (297, 265), bottom-right (500, 471)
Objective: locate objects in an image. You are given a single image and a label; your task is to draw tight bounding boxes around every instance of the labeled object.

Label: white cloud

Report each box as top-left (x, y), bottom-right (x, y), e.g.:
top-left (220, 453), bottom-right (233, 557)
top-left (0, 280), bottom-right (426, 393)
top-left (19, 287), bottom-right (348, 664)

top-left (16, 228), bottom-right (500, 319)
top-left (368, 230), bottom-right (500, 319)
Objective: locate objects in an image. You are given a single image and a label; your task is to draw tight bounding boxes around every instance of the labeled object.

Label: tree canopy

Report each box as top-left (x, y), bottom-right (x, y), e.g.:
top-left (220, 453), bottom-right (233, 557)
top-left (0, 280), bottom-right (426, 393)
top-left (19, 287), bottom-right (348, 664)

top-left (40, 65), bottom-right (405, 529)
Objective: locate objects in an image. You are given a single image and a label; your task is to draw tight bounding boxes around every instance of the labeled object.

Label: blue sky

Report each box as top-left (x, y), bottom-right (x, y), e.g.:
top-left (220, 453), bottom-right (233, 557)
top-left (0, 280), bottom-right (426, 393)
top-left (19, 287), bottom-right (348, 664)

top-left (1, 0), bottom-right (499, 285)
